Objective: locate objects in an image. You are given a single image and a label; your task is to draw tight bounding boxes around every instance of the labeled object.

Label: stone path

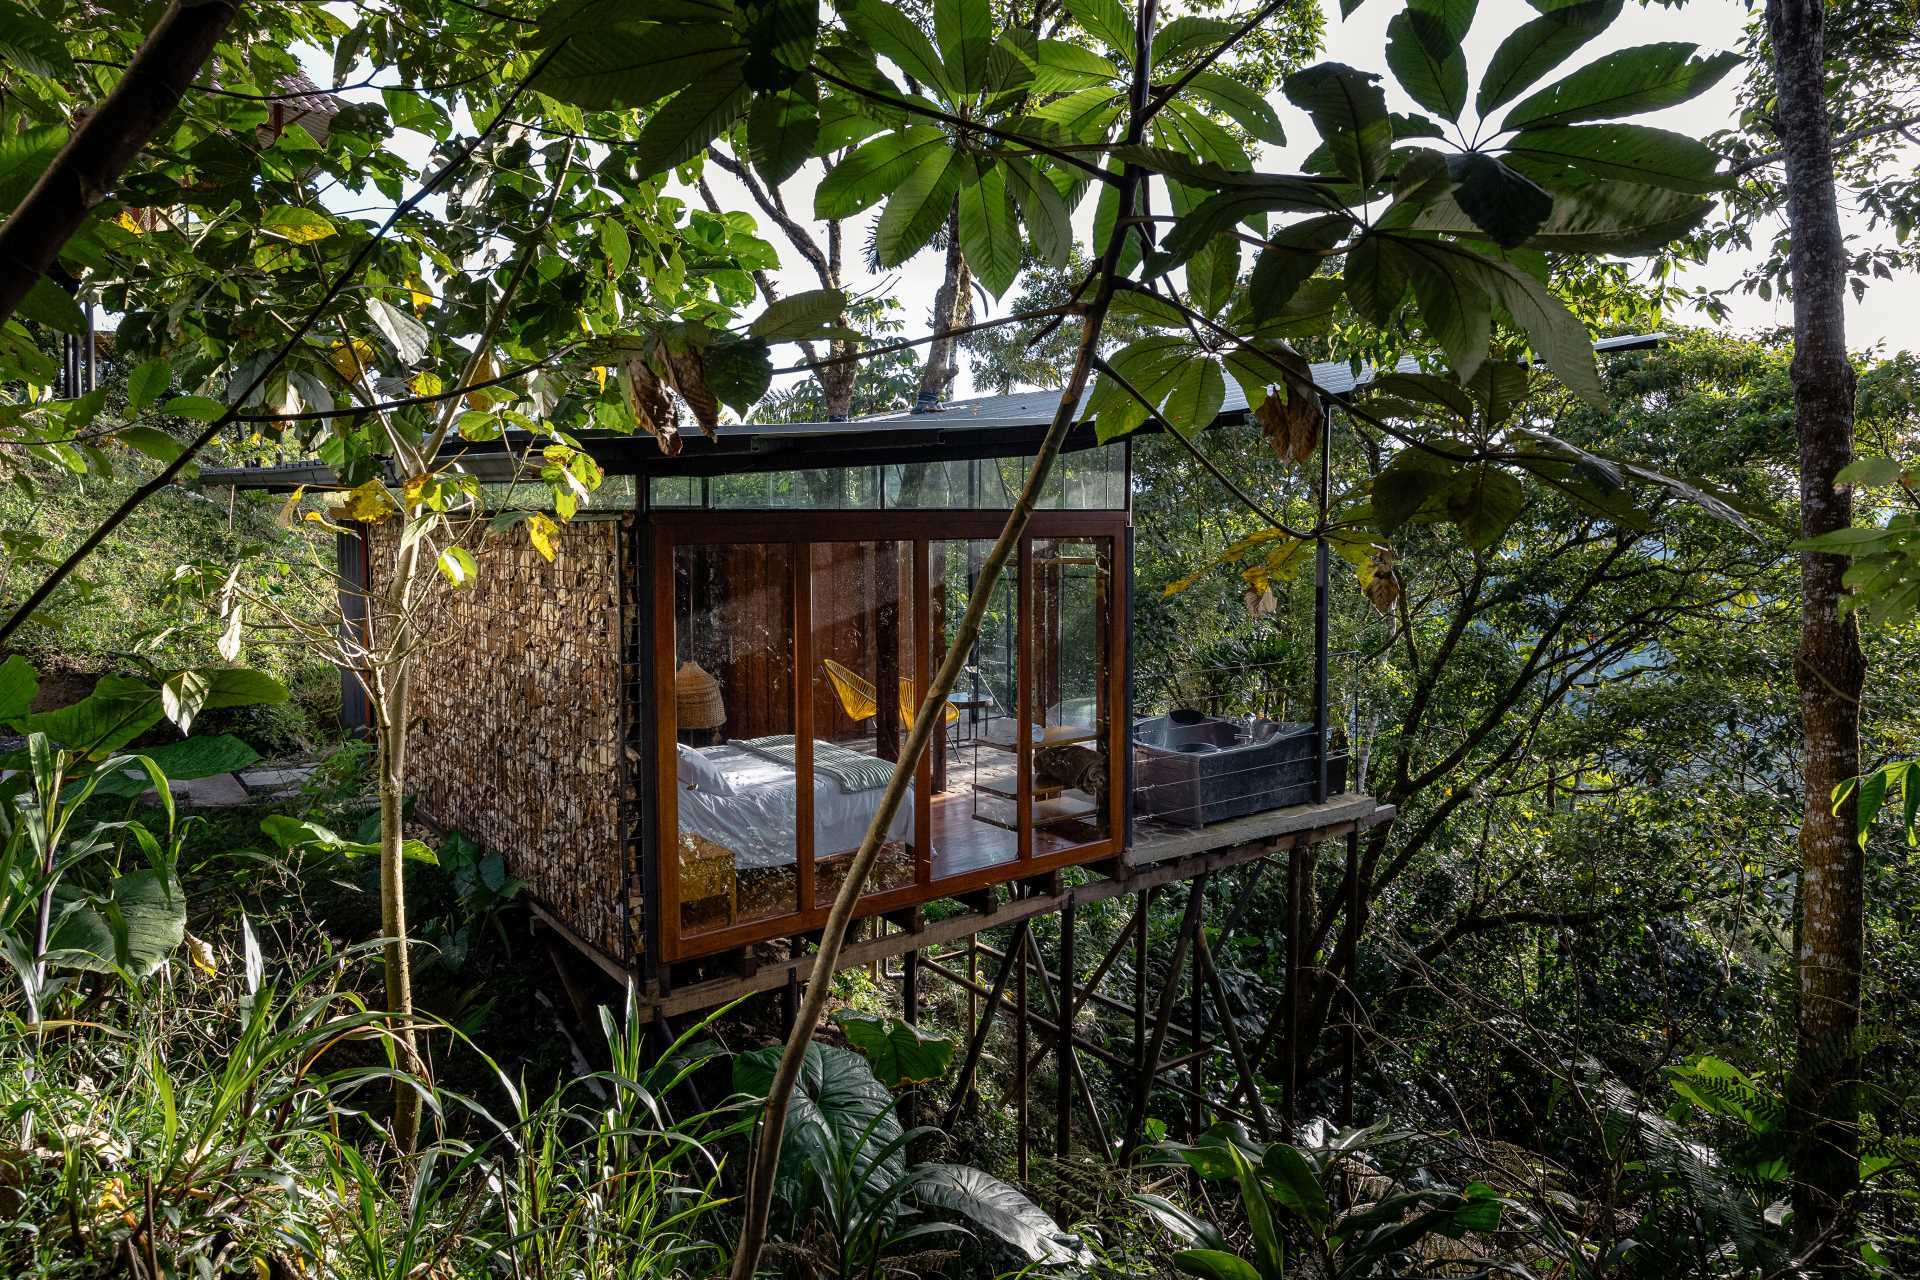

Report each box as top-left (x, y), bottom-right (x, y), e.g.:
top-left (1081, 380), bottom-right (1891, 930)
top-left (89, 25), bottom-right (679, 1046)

top-left (155, 763), bottom-right (317, 809)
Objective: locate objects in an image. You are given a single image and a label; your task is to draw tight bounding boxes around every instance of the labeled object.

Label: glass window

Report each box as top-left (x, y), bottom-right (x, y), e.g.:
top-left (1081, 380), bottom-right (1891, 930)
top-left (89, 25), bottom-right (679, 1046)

top-left (809, 541), bottom-right (917, 904)
top-left (672, 542), bottom-right (799, 936)
top-left (649, 475), bottom-right (699, 507)
top-left (709, 466), bottom-right (878, 508)
top-left (930, 538), bottom-right (1021, 879)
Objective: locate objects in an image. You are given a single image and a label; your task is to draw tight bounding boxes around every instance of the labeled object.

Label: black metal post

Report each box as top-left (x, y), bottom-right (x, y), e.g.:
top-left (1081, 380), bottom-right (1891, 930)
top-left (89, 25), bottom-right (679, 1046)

top-left (903, 945), bottom-right (920, 1126)
top-left (1342, 828), bottom-right (1362, 1125)
top-left (943, 921), bottom-right (1027, 1128)
top-left (1313, 400), bottom-right (1332, 804)
top-left (1125, 877), bottom-right (1205, 1157)
top-left (1284, 851), bottom-right (1303, 1131)
top-left (1015, 928), bottom-right (1029, 1182)
top-left (1057, 894), bottom-right (1075, 1158)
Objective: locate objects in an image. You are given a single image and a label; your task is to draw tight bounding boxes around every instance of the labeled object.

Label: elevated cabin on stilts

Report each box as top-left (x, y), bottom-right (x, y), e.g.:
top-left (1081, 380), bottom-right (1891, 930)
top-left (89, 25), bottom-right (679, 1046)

top-left (208, 364), bottom-right (1418, 1150)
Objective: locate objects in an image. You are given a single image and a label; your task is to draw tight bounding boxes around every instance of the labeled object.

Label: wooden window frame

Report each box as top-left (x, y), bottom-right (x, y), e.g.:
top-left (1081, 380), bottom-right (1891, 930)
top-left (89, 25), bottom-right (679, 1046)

top-left (650, 509), bottom-right (1128, 963)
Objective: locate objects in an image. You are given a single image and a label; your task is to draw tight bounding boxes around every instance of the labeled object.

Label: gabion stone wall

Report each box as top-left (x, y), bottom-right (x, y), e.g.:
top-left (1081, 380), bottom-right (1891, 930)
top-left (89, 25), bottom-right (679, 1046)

top-left (368, 516), bottom-right (630, 962)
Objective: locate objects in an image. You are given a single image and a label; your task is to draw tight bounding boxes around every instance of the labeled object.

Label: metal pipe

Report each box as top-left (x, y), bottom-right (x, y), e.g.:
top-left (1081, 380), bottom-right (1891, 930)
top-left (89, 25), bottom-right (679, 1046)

top-left (1313, 399), bottom-right (1332, 804)
top-left (1057, 894), bottom-right (1075, 1158)
top-left (942, 920), bottom-right (1026, 1128)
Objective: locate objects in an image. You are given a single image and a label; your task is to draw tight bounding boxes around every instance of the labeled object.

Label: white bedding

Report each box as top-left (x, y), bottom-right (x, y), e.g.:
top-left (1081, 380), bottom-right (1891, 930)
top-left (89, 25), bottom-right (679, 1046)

top-left (676, 742), bottom-right (914, 869)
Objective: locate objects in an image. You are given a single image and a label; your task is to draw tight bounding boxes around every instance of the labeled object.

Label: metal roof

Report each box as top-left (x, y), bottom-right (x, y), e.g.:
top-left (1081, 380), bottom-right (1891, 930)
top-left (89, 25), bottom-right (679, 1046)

top-left (201, 334), bottom-right (1665, 490)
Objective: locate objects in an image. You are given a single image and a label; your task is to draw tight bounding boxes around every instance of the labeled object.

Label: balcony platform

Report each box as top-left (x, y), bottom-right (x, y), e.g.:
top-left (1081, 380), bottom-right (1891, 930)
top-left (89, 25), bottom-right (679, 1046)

top-left (588, 790), bottom-right (1393, 1022)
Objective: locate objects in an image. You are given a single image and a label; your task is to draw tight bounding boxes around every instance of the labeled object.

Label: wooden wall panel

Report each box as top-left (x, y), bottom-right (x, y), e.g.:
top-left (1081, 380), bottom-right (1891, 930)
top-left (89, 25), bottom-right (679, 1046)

top-left (367, 518), bottom-right (627, 959)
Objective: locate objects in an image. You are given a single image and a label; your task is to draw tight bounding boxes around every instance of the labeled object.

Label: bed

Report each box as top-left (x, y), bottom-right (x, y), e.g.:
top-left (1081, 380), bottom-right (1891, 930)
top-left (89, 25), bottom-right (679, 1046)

top-left (675, 738), bottom-right (918, 929)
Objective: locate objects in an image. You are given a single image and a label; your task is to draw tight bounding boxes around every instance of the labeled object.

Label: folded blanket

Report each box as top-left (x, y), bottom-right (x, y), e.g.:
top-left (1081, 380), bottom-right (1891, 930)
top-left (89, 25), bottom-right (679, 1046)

top-left (733, 734), bottom-right (897, 794)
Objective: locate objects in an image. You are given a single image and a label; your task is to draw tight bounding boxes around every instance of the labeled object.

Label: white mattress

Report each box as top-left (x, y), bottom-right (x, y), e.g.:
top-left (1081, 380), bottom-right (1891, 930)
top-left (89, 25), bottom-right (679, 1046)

top-left (676, 742), bottom-right (914, 869)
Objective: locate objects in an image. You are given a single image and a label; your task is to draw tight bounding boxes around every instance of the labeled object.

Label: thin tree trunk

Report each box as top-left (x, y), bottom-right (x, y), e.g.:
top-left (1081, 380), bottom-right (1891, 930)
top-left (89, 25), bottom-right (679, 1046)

top-left (373, 658), bottom-right (423, 1150)
top-left (0, 0), bottom-right (241, 326)
top-left (1768, 0), bottom-right (1867, 1258)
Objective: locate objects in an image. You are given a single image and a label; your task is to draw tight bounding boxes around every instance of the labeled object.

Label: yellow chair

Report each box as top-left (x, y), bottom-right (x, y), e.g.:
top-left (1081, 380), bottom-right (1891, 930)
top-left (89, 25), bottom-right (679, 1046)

top-left (822, 658), bottom-right (959, 732)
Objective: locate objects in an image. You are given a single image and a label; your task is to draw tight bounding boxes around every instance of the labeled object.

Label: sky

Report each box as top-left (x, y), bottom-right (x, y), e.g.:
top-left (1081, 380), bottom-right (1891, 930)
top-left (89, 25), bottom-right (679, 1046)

top-left (696, 0), bottom-right (1916, 399)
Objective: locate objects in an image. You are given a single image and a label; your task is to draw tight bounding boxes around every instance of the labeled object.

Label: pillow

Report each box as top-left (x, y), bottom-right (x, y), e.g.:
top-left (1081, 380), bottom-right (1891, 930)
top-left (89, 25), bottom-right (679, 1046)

top-left (677, 743), bottom-right (734, 795)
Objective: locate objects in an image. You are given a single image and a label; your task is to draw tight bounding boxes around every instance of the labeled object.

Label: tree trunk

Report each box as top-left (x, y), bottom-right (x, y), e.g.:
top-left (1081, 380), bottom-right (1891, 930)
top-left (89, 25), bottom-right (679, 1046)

top-left (0, 0), bottom-right (240, 326)
top-left (1769, 0), bottom-right (1867, 1258)
top-left (915, 208), bottom-right (972, 410)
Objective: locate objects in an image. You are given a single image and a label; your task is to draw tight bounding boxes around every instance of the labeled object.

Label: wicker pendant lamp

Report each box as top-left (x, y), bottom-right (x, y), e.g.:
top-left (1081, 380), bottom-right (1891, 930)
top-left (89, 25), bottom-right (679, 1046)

top-left (675, 661), bottom-right (726, 730)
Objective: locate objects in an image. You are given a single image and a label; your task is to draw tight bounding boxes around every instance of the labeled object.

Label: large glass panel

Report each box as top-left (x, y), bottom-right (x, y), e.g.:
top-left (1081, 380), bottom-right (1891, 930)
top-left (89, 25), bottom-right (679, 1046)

top-left (1029, 537), bottom-right (1113, 853)
top-left (809, 541), bottom-right (917, 905)
top-left (885, 445), bottom-right (1126, 511)
top-left (673, 542), bottom-right (799, 936)
top-left (930, 539), bottom-right (1021, 878)
top-left (709, 467), bottom-right (878, 508)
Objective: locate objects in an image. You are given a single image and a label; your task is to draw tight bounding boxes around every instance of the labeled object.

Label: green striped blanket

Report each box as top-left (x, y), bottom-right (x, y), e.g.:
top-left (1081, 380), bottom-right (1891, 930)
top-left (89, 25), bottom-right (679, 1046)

top-left (734, 735), bottom-right (896, 794)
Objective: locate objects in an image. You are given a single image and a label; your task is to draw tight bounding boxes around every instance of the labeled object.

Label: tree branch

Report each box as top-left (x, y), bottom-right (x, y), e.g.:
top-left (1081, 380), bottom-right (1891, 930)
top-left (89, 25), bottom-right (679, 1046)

top-left (0, 0), bottom-right (240, 326)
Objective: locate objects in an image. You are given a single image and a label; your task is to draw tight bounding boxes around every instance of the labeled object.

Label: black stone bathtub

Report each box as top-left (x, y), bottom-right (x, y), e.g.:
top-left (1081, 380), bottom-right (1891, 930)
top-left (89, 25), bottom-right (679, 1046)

top-left (1132, 711), bottom-right (1337, 827)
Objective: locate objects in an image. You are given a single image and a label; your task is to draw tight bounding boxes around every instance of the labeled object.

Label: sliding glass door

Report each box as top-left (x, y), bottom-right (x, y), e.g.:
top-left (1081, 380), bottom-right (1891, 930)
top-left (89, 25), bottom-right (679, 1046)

top-left (653, 512), bottom-right (1124, 960)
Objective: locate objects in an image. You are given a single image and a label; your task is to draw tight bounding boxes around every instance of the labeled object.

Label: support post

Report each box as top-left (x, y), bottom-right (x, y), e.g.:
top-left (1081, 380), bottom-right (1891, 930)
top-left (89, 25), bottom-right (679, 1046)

top-left (1313, 399), bottom-right (1331, 804)
top-left (1341, 828), bottom-right (1362, 1125)
top-left (1284, 849), bottom-right (1303, 1131)
top-left (1015, 927), bottom-right (1029, 1183)
top-left (1195, 927), bottom-right (1273, 1140)
top-left (1057, 893), bottom-right (1075, 1159)
top-left (1124, 876), bottom-right (1206, 1158)
top-left (943, 920), bottom-right (1027, 1129)
top-left (903, 946), bottom-right (920, 1128)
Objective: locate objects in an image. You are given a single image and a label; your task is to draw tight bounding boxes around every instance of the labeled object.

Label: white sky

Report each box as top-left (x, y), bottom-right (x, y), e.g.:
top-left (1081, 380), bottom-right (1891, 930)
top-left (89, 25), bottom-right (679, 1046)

top-left (698, 0), bottom-right (1915, 398)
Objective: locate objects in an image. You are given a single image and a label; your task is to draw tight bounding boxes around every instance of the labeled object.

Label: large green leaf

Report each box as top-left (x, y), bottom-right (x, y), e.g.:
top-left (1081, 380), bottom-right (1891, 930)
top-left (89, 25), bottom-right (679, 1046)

top-left (1444, 464), bottom-right (1526, 549)
top-left (536, 26), bottom-right (744, 111)
top-left (957, 162), bottom-right (1020, 298)
top-left (1002, 156), bottom-right (1072, 267)
top-left (1173, 1249), bottom-right (1263, 1280)
top-left (914, 1164), bottom-right (1089, 1264)
top-left (1412, 180), bottom-right (1712, 255)
top-left (1155, 188), bottom-right (1331, 272)
top-left (1446, 153), bottom-right (1552, 248)
top-left (735, 1042), bottom-right (904, 1186)
top-left (844, 0), bottom-right (957, 100)
top-left (815, 126), bottom-right (948, 219)
top-left (0, 126), bottom-right (62, 213)
top-left (747, 86), bottom-right (819, 185)
top-left (1023, 38), bottom-right (1118, 90)
top-left (0, 654), bottom-right (36, 722)
top-left (1062, 0), bottom-right (1134, 57)
top-left (1373, 450), bottom-right (1459, 533)
top-left (1401, 244), bottom-right (1493, 381)
top-left (1188, 72), bottom-right (1286, 145)
top-left (1262, 1143), bottom-right (1331, 1228)
top-left (1384, 0), bottom-right (1476, 122)
top-left (1475, 0), bottom-right (1620, 116)
top-left (833, 1010), bottom-right (955, 1085)
top-left (740, 0), bottom-right (816, 90)
top-left (750, 288), bottom-right (848, 340)
top-left (1343, 234), bottom-right (1411, 326)
top-left (1283, 62), bottom-right (1393, 189)
top-left (933, 0), bottom-right (993, 95)
top-left (874, 146), bottom-right (961, 266)
top-left (1161, 359), bottom-right (1227, 434)
top-left (632, 60), bottom-right (752, 177)
top-left (1249, 215), bottom-right (1347, 320)
top-left (20, 675), bottom-right (164, 756)
top-left (46, 871), bottom-right (186, 978)
top-left (1393, 235), bottom-right (1602, 402)
top-left (1505, 123), bottom-right (1726, 194)
top-left (91, 736), bottom-right (261, 800)
top-left (0, 0), bottom-right (73, 79)
top-left (1088, 336), bottom-right (1195, 440)
top-left (1503, 44), bottom-right (1741, 130)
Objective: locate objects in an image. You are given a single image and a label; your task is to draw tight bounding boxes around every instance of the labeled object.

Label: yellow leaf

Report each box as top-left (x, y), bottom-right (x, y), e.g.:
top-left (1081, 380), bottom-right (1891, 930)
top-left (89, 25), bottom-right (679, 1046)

top-left (276, 484), bottom-right (307, 529)
top-left (339, 479), bottom-right (395, 523)
top-left (329, 339), bottom-right (375, 383)
top-left (593, 365), bottom-right (608, 391)
top-left (116, 210), bottom-right (145, 235)
top-left (527, 512), bottom-right (558, 562)
top-left (303, 509), bottom-right (352, 535)
top-left (409, 371), bottom-right (444, 398)
top-left (466, 354), bottom-right (496, 409)
top-left (401, 473), bottom-right (432, 508)
top-left (185, 934), bottom-right (218, 977)
top-left (407, 277), bottom-right (432, 311)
